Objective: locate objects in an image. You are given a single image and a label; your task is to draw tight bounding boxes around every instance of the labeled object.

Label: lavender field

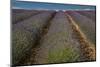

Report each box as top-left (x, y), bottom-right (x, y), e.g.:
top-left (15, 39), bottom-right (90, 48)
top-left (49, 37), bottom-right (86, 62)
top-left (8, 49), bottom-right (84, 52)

top-left (12, 9), bottom-right (96, 66)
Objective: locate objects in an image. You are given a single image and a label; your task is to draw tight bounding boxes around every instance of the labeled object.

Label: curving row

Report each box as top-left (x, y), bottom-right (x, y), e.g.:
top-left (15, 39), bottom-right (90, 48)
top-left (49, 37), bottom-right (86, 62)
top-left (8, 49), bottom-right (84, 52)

top-left (12, 10), bottom-right (42, 24)
top-left (75, 11), bottom-right (96, 22)
top-left (66, 11), bottom-right (96, 45)
top-left (12, 11), bottom-right (55, 65)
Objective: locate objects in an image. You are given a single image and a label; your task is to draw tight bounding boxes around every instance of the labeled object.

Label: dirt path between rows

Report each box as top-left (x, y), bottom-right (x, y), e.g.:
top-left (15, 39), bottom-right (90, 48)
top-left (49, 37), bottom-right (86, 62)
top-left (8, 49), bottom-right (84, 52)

top-left (66, 14), bottom-right (96, 61)
top-left (23, 12), bottom-right (57, 65)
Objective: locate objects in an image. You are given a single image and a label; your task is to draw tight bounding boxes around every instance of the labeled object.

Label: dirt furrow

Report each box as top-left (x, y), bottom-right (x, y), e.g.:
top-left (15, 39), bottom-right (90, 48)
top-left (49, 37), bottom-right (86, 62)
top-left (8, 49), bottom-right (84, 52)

top-left (66, 14), bottom-right (96, 61)
top-left (66, 11), bottom-right (96, 45)
top-left (23, 12), bottom-right (57, 65)
top-left (12, 11), bottom-right (56, 66)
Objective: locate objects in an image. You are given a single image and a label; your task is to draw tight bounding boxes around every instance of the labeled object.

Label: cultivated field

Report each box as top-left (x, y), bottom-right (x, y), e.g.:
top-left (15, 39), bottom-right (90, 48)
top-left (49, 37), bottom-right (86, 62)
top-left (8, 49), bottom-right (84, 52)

top-left (12, 9), bottom-right (96, 66)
